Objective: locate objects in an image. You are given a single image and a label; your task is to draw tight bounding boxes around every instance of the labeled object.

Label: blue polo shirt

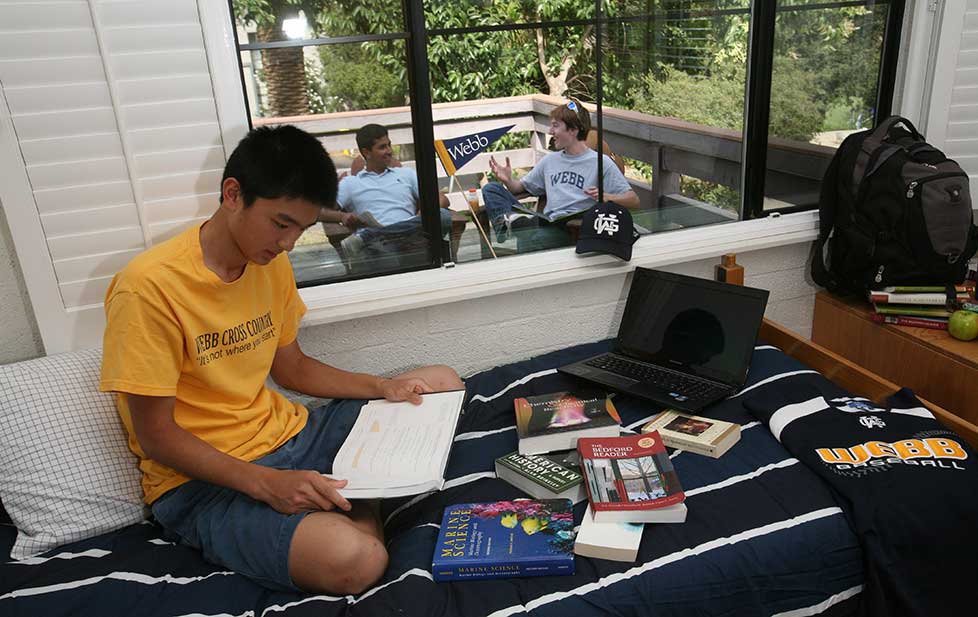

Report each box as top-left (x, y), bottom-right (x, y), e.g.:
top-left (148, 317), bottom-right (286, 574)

top-left (335, 166), bottom-right (419, 226)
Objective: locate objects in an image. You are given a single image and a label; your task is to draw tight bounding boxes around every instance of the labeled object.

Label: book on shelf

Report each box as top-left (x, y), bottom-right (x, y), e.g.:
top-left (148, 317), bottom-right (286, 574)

top-left (869, 313), bottom-right (949, 330)
top-left (878, 285), bottom-right (967, 293)
top-left (431, 499), bottom-right (576, 582)
top-left (872, 303), bottom-right (953, 318)
top-left (494, 450), bottom-right (586, 504)
top-left (573, 504), bottom-right (644, 562)
top-left (514, 390), bottom-right (621, 455)
top-left (577, 432), bottom-right (687, 524)
top-left (869, 290), bottom-right (969, 305)
top-left (640, 410), bottom-right (741, 458)
top-left (330, 390), bottom-right (465, 499)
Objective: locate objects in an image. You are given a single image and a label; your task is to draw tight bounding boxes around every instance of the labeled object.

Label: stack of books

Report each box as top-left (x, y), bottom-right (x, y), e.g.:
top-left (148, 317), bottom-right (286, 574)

top-left (869, 286), bottom-right (971, 330)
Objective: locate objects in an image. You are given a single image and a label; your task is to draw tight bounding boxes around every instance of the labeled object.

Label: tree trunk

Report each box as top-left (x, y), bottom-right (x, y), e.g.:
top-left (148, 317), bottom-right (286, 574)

top-left (535, 25), bottom-right (593, 98)
top-left (256, 14), bottom-right (309, 117)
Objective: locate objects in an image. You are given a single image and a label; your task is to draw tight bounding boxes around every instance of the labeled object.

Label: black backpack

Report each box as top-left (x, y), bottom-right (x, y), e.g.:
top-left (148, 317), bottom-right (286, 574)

top-left (811, 116), bottom-right (977, 299)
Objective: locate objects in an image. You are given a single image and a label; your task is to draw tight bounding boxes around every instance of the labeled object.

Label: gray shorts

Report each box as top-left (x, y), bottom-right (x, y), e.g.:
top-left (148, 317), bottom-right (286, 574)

top-left (150, 399), bottom-right (362, 591)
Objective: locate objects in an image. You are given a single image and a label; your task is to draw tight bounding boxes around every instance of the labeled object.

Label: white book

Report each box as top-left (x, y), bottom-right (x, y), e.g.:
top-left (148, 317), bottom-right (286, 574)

top-left (574, 505), bottom-right (644, 562)
top-left (330, 390), bottom-right (466, 499)
top-left (641, 410), bottom-right (741, 458)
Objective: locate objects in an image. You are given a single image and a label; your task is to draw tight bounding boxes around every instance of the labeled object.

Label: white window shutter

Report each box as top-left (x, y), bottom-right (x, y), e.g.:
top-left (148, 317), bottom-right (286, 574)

top-left (0, 0), bottom-right (228, 352)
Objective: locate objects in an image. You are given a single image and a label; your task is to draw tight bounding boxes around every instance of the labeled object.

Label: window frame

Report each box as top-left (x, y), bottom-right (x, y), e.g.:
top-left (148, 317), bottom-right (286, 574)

top-left (208, 0), bottom-right (899, 324)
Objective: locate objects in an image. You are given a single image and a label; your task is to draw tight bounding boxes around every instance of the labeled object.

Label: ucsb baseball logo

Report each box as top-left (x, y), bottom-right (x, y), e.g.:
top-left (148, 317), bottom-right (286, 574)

top-left (593, 213), bottom-right (619, 236)
top-left (858, 415), bottom-right (886, 429)
top-left (817, 437), bottom-right (968, 470)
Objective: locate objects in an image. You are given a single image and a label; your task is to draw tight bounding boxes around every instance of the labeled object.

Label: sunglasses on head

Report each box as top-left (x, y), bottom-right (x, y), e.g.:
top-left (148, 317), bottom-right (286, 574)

top-left (566, 101), bottom-right (577, 111)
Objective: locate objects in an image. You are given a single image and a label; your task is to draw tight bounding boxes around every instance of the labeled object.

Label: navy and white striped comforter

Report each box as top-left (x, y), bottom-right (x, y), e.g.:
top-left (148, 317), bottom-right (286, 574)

top-left (1, 341), bottom-right (865, 617)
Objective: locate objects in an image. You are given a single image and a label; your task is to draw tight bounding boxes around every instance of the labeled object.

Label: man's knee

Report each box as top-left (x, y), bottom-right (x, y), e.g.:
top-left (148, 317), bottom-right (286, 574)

top-left (332, 535), bottom-right (388, 595)
top-left (293, 531), bottom-right (388, 595)
top-left (425, 365), bottom-right (465, 391)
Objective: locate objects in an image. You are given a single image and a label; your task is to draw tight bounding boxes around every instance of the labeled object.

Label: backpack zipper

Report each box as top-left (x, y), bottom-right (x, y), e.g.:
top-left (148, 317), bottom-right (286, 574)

top-left (874, 265), bottom-right (884, 284)
top-left (905, 171), bottom-right (969, 198)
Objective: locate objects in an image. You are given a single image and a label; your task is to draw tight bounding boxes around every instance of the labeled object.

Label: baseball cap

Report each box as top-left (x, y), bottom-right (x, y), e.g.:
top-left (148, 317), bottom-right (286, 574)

top-left (575, 201), bottom-right (640, 261)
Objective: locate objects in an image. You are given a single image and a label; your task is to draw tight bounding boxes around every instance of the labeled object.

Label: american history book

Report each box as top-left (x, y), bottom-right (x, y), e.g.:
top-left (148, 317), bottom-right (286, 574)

top-left (514, 390), bottom-right (621, 455)
top-left (578, 432), bottom-right (687, 524)
top-left (431, 499), bottom-right (576, 582)
top-left (494, 450), bottom-right (586, 503)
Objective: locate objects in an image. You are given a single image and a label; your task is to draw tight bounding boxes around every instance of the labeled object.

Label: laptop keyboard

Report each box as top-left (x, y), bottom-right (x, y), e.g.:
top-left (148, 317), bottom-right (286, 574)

top-left (584, 354), bottom-right (727, 400)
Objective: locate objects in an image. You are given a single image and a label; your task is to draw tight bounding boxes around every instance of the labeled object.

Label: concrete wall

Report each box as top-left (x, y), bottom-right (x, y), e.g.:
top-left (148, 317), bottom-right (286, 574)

top-left (0, 199), bottom-right (43, 363)
top-left (294, 243), bottom-right (816, 383)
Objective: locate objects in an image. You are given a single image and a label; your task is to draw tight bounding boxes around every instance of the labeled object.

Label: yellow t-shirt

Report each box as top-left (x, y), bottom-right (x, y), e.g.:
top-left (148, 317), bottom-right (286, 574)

top-left (99, 223), bottom-right (308, 504)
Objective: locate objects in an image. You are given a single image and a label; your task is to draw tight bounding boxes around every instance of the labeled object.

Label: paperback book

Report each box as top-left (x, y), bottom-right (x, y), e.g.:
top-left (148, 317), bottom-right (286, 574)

top-left (511, 202), bottom-right (583, 223)
top-left (331, 390), bottom-right (466, 499)
top-left (431, 499), bottom-right (576, 582)
top-left (872, 303), bottom-right (953, 318)
top-left (514, 390), bottom-right (621, 455)
top-left (573, 504), bottom-right (644, 562)
top-left (578, 432), bottom-right (687, 524)
top-left (495, 450), bottom-right (586, 504)
top-left (640, 410), bottom-right (741, 458)
top-left (869, 290), bottom-right (969, 305)
top-left (870, 314), bottom-right (949, 330)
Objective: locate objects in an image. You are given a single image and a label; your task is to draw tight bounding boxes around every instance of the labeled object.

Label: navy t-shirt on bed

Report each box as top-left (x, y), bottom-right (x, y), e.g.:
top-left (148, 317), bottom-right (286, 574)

top-left (744, 383), bottom-right (978, 616)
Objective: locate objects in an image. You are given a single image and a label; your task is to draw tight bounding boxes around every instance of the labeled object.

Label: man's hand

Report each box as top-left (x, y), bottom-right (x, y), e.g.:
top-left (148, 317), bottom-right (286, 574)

top-left (584, 186), bottom-right (600, 200)
top-left (341, 212), bottom-right (363, 229)
top-left (378, 376), bottom-right (434, 405)
top-left (254, 467), bottom-right (351, 514)
top-left (489, 155), bottom-right (512, 184)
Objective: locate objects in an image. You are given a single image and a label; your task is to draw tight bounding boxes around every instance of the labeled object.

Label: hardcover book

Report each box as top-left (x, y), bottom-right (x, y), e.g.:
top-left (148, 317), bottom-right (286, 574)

top-left (870, 314), bottom-right (949, 330)
top-left (494, 450), bottom-right (586, 504)
top-left (514, 390), bottom-right (621, 455)
top-left (868, 290), bottom-right (969, 305)
top-left (873, 303), bottom-right (953, 318)
top-left (578, 432), bottom-right (687, 524)
top-left (573, 504), bottom-right (644, 562)
top-left (640, 410), bottom-right (741, 458)
top-left (431, 499), bottom-right (576, 582)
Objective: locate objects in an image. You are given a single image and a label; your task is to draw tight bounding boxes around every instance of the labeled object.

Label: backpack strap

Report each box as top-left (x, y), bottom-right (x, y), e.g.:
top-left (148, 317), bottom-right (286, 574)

top-left (812, 152), bottom-right (842, 292)
top-left (852, 116), bottom-right (924, 192)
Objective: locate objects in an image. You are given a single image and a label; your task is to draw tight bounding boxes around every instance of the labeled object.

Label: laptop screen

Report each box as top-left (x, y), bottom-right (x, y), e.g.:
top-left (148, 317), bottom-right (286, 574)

top-left (616, 268), bottom-right (769, 386)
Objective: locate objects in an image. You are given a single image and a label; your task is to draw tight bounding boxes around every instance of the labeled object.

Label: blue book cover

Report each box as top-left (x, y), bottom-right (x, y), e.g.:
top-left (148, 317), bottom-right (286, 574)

top-left (431, 499), bottom-right (576, 582)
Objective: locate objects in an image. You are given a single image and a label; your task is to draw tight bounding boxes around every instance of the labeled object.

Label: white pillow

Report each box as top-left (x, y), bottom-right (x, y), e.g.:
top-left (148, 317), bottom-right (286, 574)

top-left (0, 348), bottom-right (146, 559)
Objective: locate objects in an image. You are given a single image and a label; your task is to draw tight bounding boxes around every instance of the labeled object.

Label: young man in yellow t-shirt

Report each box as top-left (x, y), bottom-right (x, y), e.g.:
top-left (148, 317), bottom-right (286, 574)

top-left (99, 125), bottom-right (463, 594)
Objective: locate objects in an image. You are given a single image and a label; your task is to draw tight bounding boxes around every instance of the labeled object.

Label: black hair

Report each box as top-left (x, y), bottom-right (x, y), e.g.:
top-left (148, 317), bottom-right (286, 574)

top-left (355, 124), bottom-right (389, 153)
top-left (221, 125), bottom-right (337, 208)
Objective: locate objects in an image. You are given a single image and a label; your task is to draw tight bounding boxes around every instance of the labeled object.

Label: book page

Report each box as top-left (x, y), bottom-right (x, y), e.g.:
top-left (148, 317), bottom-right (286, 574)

top-left (332, 390), bottom-right (465, 497)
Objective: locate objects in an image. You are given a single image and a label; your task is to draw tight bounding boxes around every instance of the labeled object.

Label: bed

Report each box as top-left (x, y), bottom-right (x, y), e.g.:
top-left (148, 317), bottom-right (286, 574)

top-left (2, 319), bottom-right (976, 617)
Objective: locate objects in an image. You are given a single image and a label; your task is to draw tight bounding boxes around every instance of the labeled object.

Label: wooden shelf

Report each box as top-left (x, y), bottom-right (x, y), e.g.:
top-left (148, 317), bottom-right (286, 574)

top-left (812, 291), bottom-right (978, 426)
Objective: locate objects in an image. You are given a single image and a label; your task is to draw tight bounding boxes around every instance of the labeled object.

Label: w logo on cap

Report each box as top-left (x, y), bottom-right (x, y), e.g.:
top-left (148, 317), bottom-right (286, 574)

top-left (593, 213), bottom-right (619, 236)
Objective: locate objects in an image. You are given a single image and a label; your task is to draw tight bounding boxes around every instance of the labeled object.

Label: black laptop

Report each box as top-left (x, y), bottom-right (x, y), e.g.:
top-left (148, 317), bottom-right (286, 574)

top-left (558, 268), bottom-right (769, 413)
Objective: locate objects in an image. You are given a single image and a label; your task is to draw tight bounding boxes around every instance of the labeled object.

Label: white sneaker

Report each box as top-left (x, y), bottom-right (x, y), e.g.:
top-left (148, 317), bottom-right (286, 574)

top-left (494, 212), bottom-right (534, 242)
top-left (340, 232), bottom-right (364, 256)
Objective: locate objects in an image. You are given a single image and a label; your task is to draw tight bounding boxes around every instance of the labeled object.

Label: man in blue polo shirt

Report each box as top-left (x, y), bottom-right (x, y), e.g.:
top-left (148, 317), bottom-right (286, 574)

top-left (322, 124), bottom-right (451, 263)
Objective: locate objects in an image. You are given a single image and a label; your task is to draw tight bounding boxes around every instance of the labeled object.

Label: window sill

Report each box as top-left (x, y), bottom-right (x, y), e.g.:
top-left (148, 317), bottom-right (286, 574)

top-left (298, 210), bottom-right (818, 327)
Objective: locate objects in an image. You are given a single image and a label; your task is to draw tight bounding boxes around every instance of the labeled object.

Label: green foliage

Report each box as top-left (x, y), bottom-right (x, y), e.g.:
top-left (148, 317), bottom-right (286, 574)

top-left (306, 44), bottom-right (406, 113)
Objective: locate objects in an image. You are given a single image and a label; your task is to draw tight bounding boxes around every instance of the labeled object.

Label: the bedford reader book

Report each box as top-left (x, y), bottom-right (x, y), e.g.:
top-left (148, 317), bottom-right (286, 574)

top-left (578, 432), bottom-right (687, 524)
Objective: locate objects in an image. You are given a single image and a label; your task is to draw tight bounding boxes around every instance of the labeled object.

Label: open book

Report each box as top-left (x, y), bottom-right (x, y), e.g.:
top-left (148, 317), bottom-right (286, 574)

top-left (330, 390), bottom-right (466, 499)
top-left (510, 202), bottom-right (584, 224)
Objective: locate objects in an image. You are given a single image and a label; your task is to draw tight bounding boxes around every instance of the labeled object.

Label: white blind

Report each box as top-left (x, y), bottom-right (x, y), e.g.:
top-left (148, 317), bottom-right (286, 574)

top-left (0, 0), bottom-right (224, 310)
top-left (946, 0), bottom-right (978, 204)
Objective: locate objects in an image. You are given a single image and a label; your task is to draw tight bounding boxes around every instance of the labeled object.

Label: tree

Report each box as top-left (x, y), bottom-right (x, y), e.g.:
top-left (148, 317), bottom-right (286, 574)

top-left (232, 0), bottom-right (312, 117)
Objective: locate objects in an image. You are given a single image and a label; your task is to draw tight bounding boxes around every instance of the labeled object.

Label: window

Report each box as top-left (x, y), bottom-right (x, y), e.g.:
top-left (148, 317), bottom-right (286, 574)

top-left (227, 0), bottom-right (905, 287)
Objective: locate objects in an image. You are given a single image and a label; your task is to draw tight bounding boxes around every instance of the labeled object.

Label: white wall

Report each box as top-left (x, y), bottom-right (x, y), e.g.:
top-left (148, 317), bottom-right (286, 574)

top-left (295, 243), bottom-right (816, 381)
